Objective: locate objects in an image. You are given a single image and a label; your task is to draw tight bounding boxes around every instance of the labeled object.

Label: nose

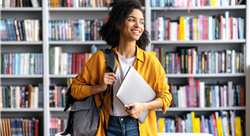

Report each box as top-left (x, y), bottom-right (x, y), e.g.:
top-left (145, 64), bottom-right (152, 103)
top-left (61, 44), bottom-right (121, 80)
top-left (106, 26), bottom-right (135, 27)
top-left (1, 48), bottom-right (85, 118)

top-left (134, 20), bottom-right (140, 28)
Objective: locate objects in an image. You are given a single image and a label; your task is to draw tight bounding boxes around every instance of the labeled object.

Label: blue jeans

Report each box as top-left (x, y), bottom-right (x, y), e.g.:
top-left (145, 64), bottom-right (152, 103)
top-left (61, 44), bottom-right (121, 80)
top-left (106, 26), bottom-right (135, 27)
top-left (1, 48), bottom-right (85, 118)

top-left (107, 115), bottom-right (139, 136)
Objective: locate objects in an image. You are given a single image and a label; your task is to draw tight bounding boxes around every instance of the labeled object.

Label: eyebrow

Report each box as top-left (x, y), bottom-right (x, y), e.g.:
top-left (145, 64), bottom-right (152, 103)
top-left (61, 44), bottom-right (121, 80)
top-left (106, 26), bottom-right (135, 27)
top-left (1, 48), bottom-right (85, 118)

top-left (128, 16), bottom-right (144, 20)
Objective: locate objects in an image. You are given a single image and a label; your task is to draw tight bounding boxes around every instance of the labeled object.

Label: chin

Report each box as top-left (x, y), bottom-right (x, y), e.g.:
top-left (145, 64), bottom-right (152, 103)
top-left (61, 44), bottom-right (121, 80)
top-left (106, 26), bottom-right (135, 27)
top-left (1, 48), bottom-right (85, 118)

top-left (133, 36), bottom-right (141, 41)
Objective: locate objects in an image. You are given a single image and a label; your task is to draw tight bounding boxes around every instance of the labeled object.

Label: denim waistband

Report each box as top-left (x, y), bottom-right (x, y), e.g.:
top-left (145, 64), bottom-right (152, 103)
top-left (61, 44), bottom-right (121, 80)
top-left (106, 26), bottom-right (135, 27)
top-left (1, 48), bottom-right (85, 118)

top-left (109, 115), bottom-right (137, 123)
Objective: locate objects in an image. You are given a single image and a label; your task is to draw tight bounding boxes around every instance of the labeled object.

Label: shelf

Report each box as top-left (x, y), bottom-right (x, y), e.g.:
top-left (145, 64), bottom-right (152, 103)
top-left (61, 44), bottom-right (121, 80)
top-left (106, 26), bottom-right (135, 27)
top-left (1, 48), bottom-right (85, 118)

top-left (151, 39), bottom-right (246, 44)
top-left (151, 5), bottom-right (246, 10)
top-left (50, 108), bottom-right (69, 112)
top-left (51, 107), bottom-right (246, 112)
top-left (0, 7), bottom-right (43, 11)
top-left (48, 6), bottom-right (145, 11)
top-left (49, 41), bottom-right (106, 45)
top-left (0, 75), bottom-right (43, 78)
top-left (0, 108), bottom-right (43, 112)
top-left (1, 41), bottom-right (43, 45)
top-left (49, 7), bottom-right (110, 11)
top-left (49, 75), bottom-right (78, 78)
top-left (156, 107), bottom-right (246, 111)
top-left (166, 73), bottom-right (245, 78)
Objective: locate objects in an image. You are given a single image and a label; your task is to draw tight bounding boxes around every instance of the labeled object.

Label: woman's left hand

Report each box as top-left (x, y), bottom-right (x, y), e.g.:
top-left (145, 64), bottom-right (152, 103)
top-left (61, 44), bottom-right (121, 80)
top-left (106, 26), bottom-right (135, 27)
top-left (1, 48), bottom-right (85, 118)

top-left (125, 102), bottom-right (145, 119)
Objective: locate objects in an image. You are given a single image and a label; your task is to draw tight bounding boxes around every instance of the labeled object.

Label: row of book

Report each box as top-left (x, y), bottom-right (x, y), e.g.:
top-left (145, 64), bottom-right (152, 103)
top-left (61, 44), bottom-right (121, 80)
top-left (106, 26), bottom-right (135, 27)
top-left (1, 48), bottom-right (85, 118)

top-left (157, 111), bottom-right (244, 136)
top-left (0, 19), bottom-right (42, 41)
top-left (0, 0), bottom-right (40, 7)
top-left (151, 0), bottom-right (244, 7)
top-left (49, 0), bottom-right (112, 7)
top-left (152, 46), bottom-right (245, 74)
top-left (1, 53), bottom-right (43, 75)
top-left (0, 84), bottom-right (43, 109)
top-left (49, 85), bottom-right (67, 108)
top-left (50, 118), bottom-right (67, 136)
top-left (49, 45), bottom-right (97, 75)
top-left (169, 79), bottom-right (245, 108)
top-left (49, 19), bottom-right (104, 41)
top-left (49, 78), bottom-right (72, 108)
top-left (151, 11), bottom-right (244, 41)
top-left (0, 118), bottom-right (40, 136)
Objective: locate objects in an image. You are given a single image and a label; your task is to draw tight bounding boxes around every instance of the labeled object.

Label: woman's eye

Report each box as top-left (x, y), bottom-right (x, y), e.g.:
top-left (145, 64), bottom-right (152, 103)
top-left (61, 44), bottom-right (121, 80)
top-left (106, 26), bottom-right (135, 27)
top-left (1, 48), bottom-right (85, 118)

top-left (129, 19), bottom-right (134, 21)
top-left (140, 21), bottom-right (144, 25)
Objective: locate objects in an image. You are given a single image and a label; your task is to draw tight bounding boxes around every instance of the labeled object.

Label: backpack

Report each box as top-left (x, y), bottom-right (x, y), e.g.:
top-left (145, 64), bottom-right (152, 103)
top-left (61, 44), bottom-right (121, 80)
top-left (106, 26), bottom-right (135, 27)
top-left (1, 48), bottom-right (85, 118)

top-left (61, 48), bottom-right (116, 136)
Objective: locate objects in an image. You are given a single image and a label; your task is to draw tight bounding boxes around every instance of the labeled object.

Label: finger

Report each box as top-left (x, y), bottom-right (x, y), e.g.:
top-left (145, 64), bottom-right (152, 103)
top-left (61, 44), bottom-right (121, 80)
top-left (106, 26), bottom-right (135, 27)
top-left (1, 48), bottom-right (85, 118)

top-left (125, 103), bottom-right (134, 108)
top-left (104, 78), bottom-right (116, 84)
top-left (105, 80), bottom-right (115, 85)
top-left (105, 76), bottom-right (116, 80)
top-left (104, 75), bottom-right (117, 81)
top-left (105, 73), bottom-right (117, 80)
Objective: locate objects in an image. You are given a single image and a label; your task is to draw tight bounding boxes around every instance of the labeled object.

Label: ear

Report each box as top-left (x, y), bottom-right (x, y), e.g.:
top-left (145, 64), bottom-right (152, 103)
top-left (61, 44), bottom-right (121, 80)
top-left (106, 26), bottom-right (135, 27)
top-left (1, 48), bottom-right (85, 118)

top-left (115, 21), bottom-right (122, 30)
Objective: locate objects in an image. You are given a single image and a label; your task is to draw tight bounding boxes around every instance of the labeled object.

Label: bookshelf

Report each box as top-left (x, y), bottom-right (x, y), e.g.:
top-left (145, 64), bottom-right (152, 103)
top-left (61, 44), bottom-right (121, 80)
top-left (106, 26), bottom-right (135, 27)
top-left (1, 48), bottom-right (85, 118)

top-left (151, 5), bottom-right (246, 10)
top-left (151, 39), bottom-right (246, 44)
top-left (145, 0), bottom-right (249, 136)
top-left (0, 7), bottom-right (43, 11)
top-left (0, 0), bottom-right (249, 136)
top-left (160, 107), bottom-right (246, 111)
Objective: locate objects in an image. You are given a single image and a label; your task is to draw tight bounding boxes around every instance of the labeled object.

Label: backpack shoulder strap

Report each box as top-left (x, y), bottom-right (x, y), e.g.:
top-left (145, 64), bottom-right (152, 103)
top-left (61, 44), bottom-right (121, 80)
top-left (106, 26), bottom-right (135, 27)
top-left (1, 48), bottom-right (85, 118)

top-left (101, 49), bottom-right (116, 73)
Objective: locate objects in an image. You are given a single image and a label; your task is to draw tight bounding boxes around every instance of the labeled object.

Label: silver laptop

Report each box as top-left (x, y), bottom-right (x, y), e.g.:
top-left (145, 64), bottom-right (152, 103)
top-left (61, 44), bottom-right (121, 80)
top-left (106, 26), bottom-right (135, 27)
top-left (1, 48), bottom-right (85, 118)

top-left (116, 66), bottom-right (156, 123)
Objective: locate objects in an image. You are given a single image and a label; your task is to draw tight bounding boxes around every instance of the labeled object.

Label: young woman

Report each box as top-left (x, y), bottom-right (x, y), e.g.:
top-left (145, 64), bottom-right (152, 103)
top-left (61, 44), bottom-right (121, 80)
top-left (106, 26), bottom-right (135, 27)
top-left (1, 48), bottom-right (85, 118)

top-left (71, 0), bottom-right (172, 135)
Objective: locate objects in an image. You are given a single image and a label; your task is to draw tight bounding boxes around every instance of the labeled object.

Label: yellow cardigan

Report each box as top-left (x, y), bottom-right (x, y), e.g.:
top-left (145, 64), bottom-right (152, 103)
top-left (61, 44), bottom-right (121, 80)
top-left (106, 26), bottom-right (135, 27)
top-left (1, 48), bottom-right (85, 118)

top-left (71, 45), bottom-right (172, 136)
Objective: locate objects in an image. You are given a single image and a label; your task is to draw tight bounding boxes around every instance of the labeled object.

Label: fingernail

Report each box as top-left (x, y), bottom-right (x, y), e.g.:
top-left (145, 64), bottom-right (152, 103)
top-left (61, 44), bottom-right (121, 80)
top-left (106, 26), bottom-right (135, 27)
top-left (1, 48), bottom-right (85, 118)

top-left (124, 104), bottom-right (127, 107)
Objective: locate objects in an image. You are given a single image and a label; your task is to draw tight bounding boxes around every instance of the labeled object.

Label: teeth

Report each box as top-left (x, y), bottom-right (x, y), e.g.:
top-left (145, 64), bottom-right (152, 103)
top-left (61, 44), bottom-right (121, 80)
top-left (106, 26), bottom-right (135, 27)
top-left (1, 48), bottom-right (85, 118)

top-left (132, 30), bottom-right (139, 34)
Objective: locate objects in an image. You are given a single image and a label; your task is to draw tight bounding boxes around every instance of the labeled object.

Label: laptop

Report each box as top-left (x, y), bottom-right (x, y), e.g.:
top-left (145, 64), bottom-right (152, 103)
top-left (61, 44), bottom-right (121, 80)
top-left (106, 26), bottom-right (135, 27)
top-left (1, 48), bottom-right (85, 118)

top-left (116, 66), bottom-right (156, 123)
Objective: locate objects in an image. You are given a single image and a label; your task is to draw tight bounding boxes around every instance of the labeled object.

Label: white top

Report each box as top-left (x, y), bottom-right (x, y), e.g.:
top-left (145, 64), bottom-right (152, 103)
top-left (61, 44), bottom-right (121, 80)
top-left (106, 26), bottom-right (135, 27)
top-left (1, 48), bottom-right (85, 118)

top-left (110, 52), bottom-right (136, 116)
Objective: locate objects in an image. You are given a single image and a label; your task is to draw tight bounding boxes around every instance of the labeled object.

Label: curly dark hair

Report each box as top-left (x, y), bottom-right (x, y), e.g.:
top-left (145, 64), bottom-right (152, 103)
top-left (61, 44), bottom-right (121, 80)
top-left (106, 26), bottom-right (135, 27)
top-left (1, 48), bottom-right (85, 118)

top-left (99, 0), bottom-right (150, 49)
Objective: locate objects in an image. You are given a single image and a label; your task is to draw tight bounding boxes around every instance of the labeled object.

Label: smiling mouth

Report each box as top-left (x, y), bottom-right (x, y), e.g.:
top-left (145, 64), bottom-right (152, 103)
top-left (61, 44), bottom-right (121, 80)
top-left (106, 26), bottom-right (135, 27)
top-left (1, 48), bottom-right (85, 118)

top-left (131, 30), bottom-right (140, 35)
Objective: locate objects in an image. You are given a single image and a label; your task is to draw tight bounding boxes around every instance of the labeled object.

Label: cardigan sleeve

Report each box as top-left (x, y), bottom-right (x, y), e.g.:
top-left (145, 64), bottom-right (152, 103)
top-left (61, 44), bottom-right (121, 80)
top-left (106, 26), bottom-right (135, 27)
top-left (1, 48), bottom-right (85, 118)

top-left (71, 63), bottom-right (92, 100)
top-left (70, 50), bottom-right (105, 100)
top-left (154, 62), bottom-right (172, 114)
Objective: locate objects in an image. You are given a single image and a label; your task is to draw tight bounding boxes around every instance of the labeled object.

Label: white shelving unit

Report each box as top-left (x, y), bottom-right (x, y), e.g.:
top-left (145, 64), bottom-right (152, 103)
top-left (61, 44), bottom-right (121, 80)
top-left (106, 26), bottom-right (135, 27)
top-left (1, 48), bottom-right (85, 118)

top-left (49, 41), bottom-right (106, 45)
top-left (48, 7), bottom-right (111, 11)
top-left (160, 107), bottom-right (246, 111)
top-left (166, 73), bottom-right (246, 78)
top-left (1, 0), bottom-right (249, 135)
top-left (1, 75), bottom-right (43, 78)
top-left (1, 41), bottom-right (43, 45)
top-left (151, 5), bottom-right (246, 10)
top-left (0, 108), bottom-right (44, 112)
top-left (151, 39), bottom-right (246, 44)
top-left (0, 7), bottom-right (43, 11)
top-left (145, 0), bottom-right (250, 136)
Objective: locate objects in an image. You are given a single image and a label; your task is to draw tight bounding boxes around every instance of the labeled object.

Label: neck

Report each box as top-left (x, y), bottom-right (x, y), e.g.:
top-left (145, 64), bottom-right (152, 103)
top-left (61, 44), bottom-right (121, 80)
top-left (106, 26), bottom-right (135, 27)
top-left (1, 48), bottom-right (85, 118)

top-left (117, 38), bottom-right (136, 58)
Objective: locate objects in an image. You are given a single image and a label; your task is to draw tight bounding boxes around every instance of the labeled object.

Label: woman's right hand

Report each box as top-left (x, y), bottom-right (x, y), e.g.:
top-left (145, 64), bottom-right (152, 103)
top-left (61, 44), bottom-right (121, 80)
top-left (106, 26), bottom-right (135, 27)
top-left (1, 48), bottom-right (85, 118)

top-left (100, 72), bottom-right (117, 92)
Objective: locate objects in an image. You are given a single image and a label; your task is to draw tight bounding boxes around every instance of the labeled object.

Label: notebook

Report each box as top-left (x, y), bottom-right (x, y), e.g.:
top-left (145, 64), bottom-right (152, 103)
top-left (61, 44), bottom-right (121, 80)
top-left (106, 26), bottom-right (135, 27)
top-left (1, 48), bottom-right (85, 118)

top-left (116, 66), bottom-right (156, 123)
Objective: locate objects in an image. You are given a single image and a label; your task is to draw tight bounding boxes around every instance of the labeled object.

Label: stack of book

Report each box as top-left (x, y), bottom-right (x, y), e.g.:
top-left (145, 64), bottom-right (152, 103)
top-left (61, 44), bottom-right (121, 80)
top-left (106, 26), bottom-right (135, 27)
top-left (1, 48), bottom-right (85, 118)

top-left (151, 11), bottom-right (244, 41)
top-left (0, 84), bottom-right (43, 109)
top-left (0, 118), bottom-right (40, 136)
top-left (1, 19), bottom-right (42, 41)
top-left (151, 0), bottom-right (244, 7)
top-left (169, 78), bottom-right (245, 108)
top-left (151, 46), bottom-right (245, 74)
top-left (1, 53), bottom-right (43, 75)
top-left (48, 19), bottom-right (104, 41)
top-left (157, 111), bottom-right (244, 136)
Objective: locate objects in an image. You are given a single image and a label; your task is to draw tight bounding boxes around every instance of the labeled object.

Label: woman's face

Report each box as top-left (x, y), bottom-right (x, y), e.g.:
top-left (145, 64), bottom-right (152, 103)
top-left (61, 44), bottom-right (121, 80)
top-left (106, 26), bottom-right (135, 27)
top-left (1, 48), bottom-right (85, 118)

top-left (119, 9), bottom-right (145, 41)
